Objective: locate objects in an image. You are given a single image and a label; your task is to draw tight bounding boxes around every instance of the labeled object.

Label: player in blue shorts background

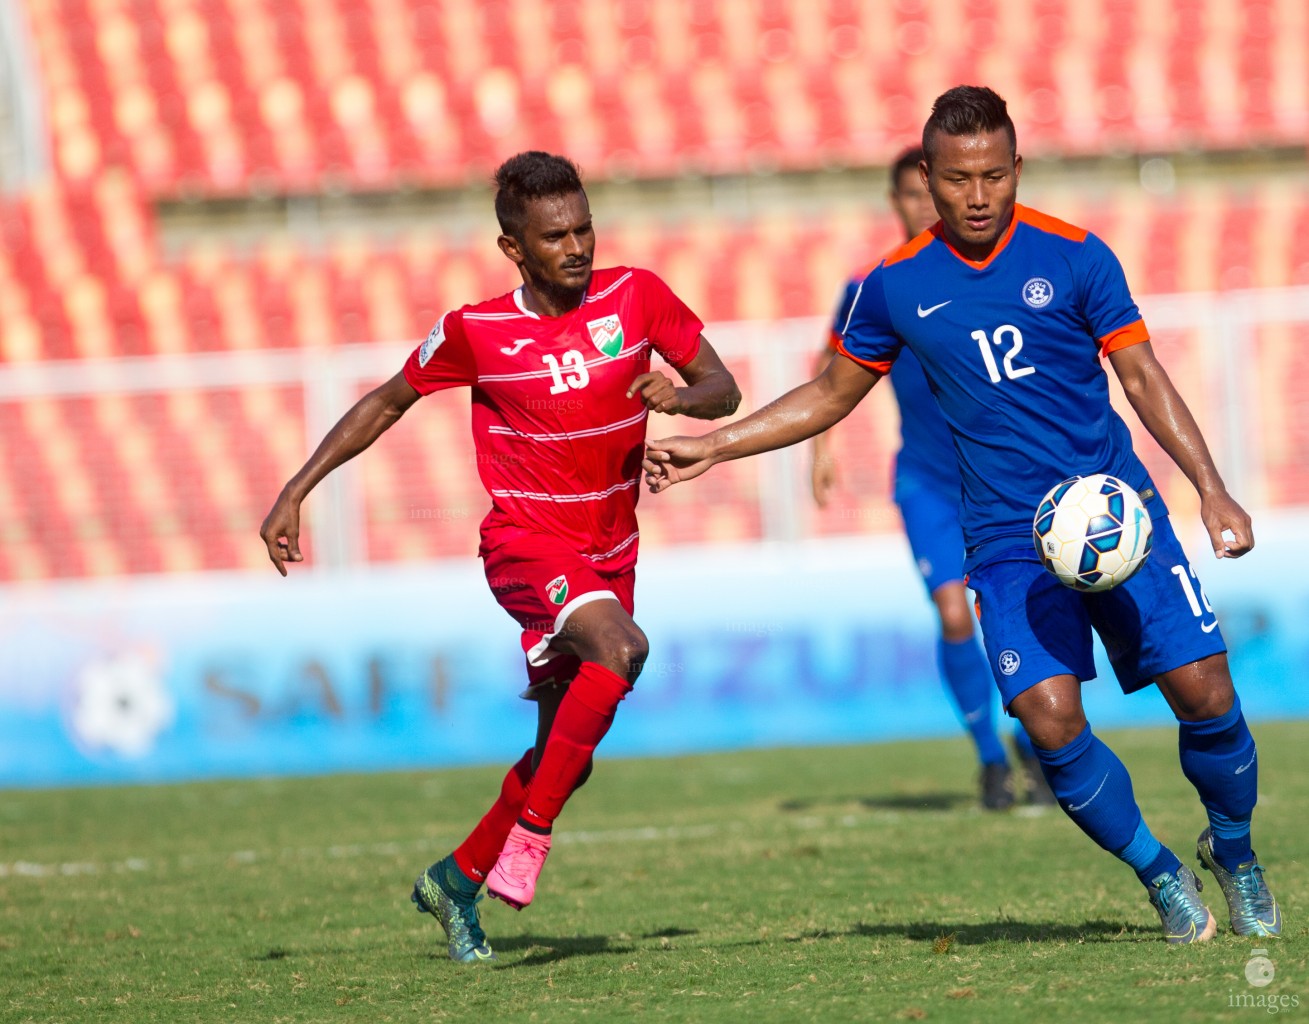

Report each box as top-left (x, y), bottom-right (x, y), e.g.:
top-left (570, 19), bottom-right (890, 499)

top-left (811, 146), bottom-right (1053, 811)
top-left (645, 86), bottom-right (1279, 944)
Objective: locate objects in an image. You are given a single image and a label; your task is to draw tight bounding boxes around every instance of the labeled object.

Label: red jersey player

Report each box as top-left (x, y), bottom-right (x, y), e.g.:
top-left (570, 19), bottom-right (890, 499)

top-left (259, 152), bottom-right (740, 963)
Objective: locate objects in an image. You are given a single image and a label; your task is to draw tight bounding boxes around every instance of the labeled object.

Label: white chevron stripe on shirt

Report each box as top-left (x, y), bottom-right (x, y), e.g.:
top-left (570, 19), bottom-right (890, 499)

top-left (487, 409), bottom-right (648, 442)
top-left (584, 271), bottom-right (633, 302)
top-left (490, 477), bottom-right (640, 503)
top-left (585, 530), bottom-right (640, 562)
top-left (476, 340), bottom-right (649, 383)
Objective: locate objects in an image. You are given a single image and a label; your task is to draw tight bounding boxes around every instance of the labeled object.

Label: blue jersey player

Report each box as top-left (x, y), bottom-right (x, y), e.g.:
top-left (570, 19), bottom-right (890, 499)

top-left (646, 86), bottom-right (1279, 945)
top-left (812, 146), bottom-right (1052, 811)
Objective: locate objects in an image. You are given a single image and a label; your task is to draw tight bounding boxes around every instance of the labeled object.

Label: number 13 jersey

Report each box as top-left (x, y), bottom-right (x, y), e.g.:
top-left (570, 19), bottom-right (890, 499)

top-left (403, 266), bottom-right (703, 573)
top-left (839, 204), bottom-right (1166, 574)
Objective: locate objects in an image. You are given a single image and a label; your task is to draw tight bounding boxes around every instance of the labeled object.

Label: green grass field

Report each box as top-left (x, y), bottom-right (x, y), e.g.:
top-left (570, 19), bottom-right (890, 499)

top-left (2, 723), bottom-right (1306, 1024)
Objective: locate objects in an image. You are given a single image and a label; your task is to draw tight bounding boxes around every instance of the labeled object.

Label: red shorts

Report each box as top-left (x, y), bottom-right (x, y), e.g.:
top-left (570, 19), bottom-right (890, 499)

top-left (482, 531), bottom-right (636, 697)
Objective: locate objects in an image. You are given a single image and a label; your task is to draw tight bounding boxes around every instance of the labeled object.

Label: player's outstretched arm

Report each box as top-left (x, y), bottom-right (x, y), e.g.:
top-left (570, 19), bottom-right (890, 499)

top-left (644, 353), bottom-right (879, 493)
top-left (259, 372), bottom-right (421, 574)
top-left (627, 336), bottom-right (741, 420)
top-left (1108, 341), bottom-right (1253, 558)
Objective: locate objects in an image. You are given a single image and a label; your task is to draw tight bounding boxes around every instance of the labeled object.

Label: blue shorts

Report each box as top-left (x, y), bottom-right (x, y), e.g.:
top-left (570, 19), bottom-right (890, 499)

top-left (896, 477), bottom-right (966, 596)
top-left (968, 515), bottom-right (1227, 709)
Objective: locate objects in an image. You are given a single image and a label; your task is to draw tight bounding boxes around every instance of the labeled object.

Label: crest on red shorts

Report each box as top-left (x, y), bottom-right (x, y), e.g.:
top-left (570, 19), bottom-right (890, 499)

top-left (546, 574), bottom-right (569, 605)
top-left (586, 315), bottom-right (624, 358)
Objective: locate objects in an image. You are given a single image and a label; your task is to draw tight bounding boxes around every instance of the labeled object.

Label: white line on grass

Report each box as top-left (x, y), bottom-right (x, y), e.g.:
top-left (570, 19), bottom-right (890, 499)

top-left (0, 806), bottom-right (986, 881)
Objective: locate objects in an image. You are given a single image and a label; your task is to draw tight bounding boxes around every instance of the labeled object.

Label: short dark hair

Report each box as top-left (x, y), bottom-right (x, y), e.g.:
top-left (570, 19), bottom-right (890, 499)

top-left (493, 151), bottom-right (585, 238)
top-left (922, 86), bottom-right (1016, 163)
top-left (889, 145), bottom-right (925, 190)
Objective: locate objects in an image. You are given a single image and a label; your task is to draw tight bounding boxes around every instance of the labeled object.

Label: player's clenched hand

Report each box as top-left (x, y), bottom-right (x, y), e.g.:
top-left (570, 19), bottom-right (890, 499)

top-left (812, 453), bottom-right (837, 508)
top-left (643, 436), bottom-right (717, 492)
top-left (628, 372), bottom-right (685, 414)
top-left (259, 493), bottom-right (304, 576)
top-left (1200, 488), bottom-right (1254, 558)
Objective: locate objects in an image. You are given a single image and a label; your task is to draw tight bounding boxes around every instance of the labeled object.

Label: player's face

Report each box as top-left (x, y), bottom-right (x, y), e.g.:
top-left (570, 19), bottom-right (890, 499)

top-left (921, 128), bottom-right (1021, 261)
top-left (888, 168), bottom-right (937, 239)
top-left (503, 191), bottom-right (595, 311)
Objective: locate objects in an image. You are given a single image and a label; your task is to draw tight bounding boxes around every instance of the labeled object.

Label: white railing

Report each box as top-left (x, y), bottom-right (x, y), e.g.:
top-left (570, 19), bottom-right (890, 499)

top-left (1, 287), bottom-right (1306, 573)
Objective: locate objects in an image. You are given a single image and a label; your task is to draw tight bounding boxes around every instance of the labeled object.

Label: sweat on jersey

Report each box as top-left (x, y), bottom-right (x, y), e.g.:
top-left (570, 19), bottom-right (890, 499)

top-left (837, 204), bottom-right (1166, 574)
top-left (402, 266), bottom-right (703, 574)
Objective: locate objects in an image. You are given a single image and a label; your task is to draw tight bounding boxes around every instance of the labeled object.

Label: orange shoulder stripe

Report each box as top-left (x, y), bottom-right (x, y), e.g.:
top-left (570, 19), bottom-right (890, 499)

top-left (1016, 204), bottom-right (1088, 243)
top-left (835, 338), bottom-right (891, 375)
top-left (882, 227), bottom-right (936, 268)
top-left (1099, 318), bottom-right (1150, 356)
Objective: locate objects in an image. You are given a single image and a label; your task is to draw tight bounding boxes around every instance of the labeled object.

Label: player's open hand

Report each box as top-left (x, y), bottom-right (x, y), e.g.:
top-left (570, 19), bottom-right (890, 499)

top-left (259, 493), bottom-right (304, 576)
top-left (628, 372), bottom-right (685, 415)
top-left (1200, 488), bottom-right (1254, 558)
top-left (643, 436), bottom-right (717, 492)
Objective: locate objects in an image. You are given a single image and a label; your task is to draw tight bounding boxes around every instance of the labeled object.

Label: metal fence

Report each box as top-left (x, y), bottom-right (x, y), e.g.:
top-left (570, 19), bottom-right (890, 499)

top-left (1, 286), bottom-right (1307, 579)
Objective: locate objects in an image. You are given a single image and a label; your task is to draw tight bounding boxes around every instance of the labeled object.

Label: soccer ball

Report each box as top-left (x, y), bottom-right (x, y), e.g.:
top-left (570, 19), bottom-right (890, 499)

top-left (1032, 474), bottom-right (1153, 592)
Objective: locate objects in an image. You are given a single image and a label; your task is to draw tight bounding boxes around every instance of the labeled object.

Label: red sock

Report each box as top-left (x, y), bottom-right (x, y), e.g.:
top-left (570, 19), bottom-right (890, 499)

top-left (520, 662), bottom-right (632, 829)
top-left (452, 748), bottom-right (534, 882)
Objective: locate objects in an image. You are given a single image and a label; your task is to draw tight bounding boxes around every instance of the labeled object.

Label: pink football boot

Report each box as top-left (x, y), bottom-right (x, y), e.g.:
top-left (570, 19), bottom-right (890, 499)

top-left (486, 824), bottom-right (552, 910)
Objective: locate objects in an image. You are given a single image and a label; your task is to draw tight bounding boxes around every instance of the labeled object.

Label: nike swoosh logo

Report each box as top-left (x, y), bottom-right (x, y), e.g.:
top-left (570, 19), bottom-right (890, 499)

top-left (917, 300), bottom-right (951, 318)
top-left (1235, 751), bottom-right (1256, 774)
top-left (500, 339), bottom-right (533, 355)
top-left (1067, 772), bottom-right (1110, 812)
top-left (1201, 619), bottom-right (1218, 633)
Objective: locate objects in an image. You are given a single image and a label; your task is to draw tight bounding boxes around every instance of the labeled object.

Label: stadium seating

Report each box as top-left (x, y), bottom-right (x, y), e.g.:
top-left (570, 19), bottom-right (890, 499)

top-left (5, 0), bottom-right (1309, 581)
top-left (18, 0), bottom-right (1309, 194)
top-left (4, 171), bottom-right (1309, 580)
top-left (8, 173), bottom-right (1309, 366)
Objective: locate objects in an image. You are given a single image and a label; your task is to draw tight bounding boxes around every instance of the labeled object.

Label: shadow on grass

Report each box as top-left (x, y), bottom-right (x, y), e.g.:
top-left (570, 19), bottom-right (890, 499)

top-left (643, 926), bottom-right (698, 939)
top-left (778, 792), bottom-right (975, 813)
top-left (486, 933), bottom-right (637, 965)
top-left (485, 932), bottom-right (765, 967)
top-left (783, 919), bottom-right (1153, 945)
top-left (857, 793), bottom-right (976, 812)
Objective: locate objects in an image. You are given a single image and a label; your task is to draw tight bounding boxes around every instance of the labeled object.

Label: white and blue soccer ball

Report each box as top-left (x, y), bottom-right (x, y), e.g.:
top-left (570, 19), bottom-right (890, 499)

top-left (1032, 473), bottom-right (1153, 592)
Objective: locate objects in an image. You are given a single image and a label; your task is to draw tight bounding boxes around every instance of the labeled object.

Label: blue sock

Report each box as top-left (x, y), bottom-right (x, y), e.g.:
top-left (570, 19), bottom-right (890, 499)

top-left (1120, 818), bottom-right (1183, 885)
top-left (939, 636), bottom-right (1007, 766)
top-left (1035, 724), bottom-right (1176, 885)
top-left (433, 854), bottom-right (480, 898)
top-left (1178, 695), bottom-right (1257, 871)
top-left (1011, 723), bottom-right (1036, 760)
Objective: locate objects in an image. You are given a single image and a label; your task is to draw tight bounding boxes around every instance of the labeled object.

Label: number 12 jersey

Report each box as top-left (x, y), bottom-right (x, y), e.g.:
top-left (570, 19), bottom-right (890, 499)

top-left (838, 204), bottom-right (1166, 574)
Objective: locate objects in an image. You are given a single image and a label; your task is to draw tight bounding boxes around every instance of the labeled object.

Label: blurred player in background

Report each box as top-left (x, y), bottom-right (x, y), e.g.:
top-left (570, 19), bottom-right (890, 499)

top-left (811, 146), bottom-right (1052, 811)
top-left (645, 87), bottom-right (1280, 945)
top-left (260, 152), bottom-right (740, 962)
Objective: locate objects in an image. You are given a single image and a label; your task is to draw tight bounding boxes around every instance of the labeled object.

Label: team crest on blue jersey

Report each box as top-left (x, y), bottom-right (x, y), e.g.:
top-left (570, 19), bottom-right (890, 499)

top-left (586, 315), bottom-right (624, 358)
top-left (997, 649), bottom-right (1021, 676)
top-left (418, 315), bottom-right (448, 366)
top-left (1022, 278), bottom-right (1054, 308)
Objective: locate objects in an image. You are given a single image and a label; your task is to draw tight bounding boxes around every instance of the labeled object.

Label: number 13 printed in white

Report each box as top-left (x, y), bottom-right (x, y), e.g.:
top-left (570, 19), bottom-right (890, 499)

top-left (542, 350), bottom-right (590, 395)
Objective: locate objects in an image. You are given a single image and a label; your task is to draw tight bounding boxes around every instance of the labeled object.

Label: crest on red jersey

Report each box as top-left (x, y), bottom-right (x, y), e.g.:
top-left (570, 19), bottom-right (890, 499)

top-left (546, 574), bottom-right (569, 606)
top-left (586, 315), bottom-right (624, 358)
